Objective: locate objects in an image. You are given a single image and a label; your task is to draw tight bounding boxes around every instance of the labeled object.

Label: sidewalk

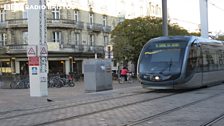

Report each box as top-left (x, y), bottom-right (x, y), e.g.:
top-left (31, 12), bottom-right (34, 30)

top-left (0, 80), bottom-right (142, 112)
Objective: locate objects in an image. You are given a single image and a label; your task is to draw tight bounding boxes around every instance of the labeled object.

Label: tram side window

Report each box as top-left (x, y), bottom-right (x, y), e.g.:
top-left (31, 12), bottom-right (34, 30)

top-left (186, 44), bottom-right (200, 76)
top-left (209, 49), bottom-right (218, 71)
top-left (203, 48), bottom-right (219, 72)
top-left (218, 51), bottom-right (224, 70)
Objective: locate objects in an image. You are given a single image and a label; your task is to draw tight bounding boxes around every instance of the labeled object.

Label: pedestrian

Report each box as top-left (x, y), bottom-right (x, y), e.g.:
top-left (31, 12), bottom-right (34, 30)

top-left (120, 67), bottom-right (128, 81)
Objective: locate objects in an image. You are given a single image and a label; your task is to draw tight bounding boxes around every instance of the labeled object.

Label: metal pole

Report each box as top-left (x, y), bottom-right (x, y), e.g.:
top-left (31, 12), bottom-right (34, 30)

top-left (162, 0), bottom-right (168, 36)
top-left (199, 0), bottom-right (209, 38)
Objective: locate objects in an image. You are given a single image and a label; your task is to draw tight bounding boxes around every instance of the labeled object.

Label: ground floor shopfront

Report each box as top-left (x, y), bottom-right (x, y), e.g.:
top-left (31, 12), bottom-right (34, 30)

top-left (0, 56), bottom-right (86, 76)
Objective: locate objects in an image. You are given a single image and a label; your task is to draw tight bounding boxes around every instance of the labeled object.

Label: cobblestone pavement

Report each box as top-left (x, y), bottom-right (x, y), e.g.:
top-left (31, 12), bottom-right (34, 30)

top-left (0, 80), bottom-right (224, 126)
top-left (0, 80), bottom-right (142, 110)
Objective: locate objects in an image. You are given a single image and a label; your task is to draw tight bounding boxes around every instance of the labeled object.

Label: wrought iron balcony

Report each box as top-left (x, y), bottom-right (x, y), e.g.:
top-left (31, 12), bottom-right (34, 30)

top-left (0, 21), bottom-right (7, 29)
top-left (0, 19), bottom-right (84, 29)
top-left (0, 42), bottom-right (7, 54)
top-left (4, 42), bottom-right (104, 54)
top-left (0, 19), bottom-right (28, 28)
top-left (47, 19), bottom-right (84, 29)
top-left (87, 23), bottom-right (103, 32)
top-left (102, 25), bottom-right (112, 33)
top-left (63, 44), bottom-right (104, 54)
top-left (5, 44), bottom-right (28, 54)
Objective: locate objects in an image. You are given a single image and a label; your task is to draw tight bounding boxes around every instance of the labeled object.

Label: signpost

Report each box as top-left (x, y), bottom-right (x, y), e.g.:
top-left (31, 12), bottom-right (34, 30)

top-left (28, 0), bottom-right (48, 97)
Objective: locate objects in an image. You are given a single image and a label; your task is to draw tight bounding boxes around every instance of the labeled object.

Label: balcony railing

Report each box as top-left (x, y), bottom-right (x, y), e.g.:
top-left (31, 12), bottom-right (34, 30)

top-left (64, 44), bottom-right (104, 54)
top-left (0, 21), bottom-right (7, 28)
top-left (0, 19), bottom-right (84, 29)
top-left (4, 43), bottom-right (104, 54)
top-left (87, 23), bottom-right (103, 32)
top-left (0, 19), bottom-right (112, 33)
top-left (102, 25), bottom-right (112, 33)
top-left (7, 19), bottom-right (28, 25)
top-left (6, 44), bottom-right (28, 54)
top-left (47, 19), bottom-right (84, 29)
top-left (0, 19), bottom-right (28, 28)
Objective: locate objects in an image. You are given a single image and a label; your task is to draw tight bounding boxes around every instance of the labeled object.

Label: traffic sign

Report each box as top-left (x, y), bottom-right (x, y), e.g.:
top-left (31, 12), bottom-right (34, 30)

top-left (28, 56), bottom-right (39, 66)
top-left (39, 45), bottom-right (48, 56)
top-left (27, 45), bottom-right (37, 57)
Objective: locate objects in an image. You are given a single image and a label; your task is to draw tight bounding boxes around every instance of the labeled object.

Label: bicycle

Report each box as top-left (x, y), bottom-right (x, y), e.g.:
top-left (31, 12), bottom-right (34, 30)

top-left (118, 72), bottom-right (134, 84)
top-left (10, 75), bottom-right (29, 89)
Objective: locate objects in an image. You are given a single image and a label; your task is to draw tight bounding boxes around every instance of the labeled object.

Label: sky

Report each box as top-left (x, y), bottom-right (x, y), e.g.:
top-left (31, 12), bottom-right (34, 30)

top-left (6, 0), bottom-right (224, 34)
top-left (90, 0), bottom-right (224, 34)
top-left (167, 0), bottom-right (224, 34)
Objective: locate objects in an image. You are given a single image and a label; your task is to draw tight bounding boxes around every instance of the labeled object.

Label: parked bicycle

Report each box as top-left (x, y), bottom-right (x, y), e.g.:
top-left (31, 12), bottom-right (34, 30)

top-left (48, 74), bottom-right (75, 88)
top-left (10, 75), bottom-right (29, 89)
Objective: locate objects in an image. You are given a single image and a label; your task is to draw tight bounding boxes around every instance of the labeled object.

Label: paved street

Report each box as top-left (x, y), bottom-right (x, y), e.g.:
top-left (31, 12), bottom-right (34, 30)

top-left (0, 80), bottom-right (224, 126)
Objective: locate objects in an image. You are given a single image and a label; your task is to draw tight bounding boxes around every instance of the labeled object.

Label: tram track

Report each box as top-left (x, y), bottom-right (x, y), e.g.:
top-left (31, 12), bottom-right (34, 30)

top-left (0, 90), bottom-right (183, 126)
top-left (120, 93), bottom-right (223, 126)
top-left (0, 90), bottom-right (154, 120)
top-left (200, 112), bottom-right (224, 126)
top-left (31, 92), bottom-right (184, 126)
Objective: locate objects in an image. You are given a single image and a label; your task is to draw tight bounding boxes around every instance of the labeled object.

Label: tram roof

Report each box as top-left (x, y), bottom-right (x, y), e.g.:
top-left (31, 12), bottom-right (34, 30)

top-left (148, 36), bottom-right (223, 46)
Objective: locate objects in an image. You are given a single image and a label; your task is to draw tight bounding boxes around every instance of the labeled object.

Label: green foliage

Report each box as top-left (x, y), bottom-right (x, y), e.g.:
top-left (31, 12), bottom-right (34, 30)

top-left (111, 16), bottom-right (191, 64)
top-left (216, 35), bottom-right (224, 41)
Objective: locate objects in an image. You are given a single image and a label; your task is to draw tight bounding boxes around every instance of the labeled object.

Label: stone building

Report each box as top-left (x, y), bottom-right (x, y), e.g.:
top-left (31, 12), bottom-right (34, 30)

top-left (0, 0), bottom-right (118, 75)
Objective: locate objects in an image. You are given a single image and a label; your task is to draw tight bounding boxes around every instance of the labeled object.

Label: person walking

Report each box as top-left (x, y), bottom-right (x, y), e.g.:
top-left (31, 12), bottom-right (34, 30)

top-left (120, 67), bottom-right (128, 81)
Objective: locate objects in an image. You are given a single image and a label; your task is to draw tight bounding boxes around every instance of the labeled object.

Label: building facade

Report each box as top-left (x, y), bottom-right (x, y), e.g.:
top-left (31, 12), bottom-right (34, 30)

top-left (0, 0), bottom-right (118, 75)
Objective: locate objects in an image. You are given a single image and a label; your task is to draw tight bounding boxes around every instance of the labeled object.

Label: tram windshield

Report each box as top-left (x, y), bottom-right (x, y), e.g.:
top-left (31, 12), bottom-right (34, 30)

top-left (138, 40), bottom-right (187, 79)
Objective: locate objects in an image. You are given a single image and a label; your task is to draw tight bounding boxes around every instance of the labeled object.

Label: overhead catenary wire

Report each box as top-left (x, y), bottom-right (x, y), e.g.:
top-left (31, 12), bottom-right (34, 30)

top-left (208, 0), bottom-right (224, 13)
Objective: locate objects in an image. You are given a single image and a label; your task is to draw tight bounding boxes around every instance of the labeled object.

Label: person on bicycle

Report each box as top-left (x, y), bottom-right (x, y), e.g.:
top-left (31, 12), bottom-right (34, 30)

top-left (120, 67), bottom-right (128, 81)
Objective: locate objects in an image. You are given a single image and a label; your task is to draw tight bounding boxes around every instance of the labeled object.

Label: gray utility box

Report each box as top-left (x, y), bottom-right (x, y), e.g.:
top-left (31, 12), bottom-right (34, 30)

top-left (84, 59), bottom-right (113, 92)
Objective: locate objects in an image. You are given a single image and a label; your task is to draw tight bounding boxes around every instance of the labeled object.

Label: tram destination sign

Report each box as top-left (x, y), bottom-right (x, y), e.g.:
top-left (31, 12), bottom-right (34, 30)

top-left (155, 43), bottom-right (180, 48)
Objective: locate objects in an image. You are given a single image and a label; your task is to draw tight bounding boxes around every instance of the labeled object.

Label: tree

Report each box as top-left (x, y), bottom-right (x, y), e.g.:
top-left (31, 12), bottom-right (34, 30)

top-left (111, 16), bottom-right (190, 68)
top-left (216, 35), bottom-right (224, 41)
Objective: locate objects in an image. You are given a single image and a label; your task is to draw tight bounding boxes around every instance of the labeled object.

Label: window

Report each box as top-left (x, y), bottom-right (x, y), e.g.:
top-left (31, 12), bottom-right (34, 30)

top-left (104, 36), bottom-right (109, 45)
top-left (52, 31), bottom-right (61, 43)
top-left (23, 32), bottom-right (28, 44)
top-left (151, 5), bottom-right (154, 15)
top-left (155, 5), bottom-right (159, 15)
top-left (0, 61), bottom-right (11, 73)
top-left (89, 34), bottom-right (95, 46)
top-left (89, 13), bottom-right (94, 25)
top-left (0, 33), bottom-right (6, 46)
top-left (74, 33), bottom-right (80, 45)
top-left (52, 8), bottom-right (60, 19)
top-left (74, 10), bottom-right (79, 22)
top-left (0, 9), bottom-right (6, 22)
top-left (103, 15), bottom-right (107, 26)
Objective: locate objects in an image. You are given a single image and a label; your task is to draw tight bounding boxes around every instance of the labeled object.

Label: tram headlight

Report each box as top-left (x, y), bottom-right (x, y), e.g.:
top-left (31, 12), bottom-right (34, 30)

top-left (154, 75), bottom-right (160, 81)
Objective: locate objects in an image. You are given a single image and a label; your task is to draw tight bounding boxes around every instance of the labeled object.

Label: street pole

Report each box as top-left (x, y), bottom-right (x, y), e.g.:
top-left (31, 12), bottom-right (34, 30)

top-left (199, 0), bottom-right (209, 38)
top-left (162, 0), bottom-right (168, 36)
top-left (28, 0), bottom-right (48, 97)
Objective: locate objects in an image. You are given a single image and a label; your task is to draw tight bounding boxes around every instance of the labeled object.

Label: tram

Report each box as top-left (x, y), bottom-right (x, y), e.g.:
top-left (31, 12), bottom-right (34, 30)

top-left (137, 36), bottom-right (224, 89)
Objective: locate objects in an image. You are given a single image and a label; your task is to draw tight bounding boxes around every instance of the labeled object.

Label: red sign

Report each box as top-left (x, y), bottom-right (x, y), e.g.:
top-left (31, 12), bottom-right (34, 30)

top-left (28, 57), bottom-right (39, 66)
